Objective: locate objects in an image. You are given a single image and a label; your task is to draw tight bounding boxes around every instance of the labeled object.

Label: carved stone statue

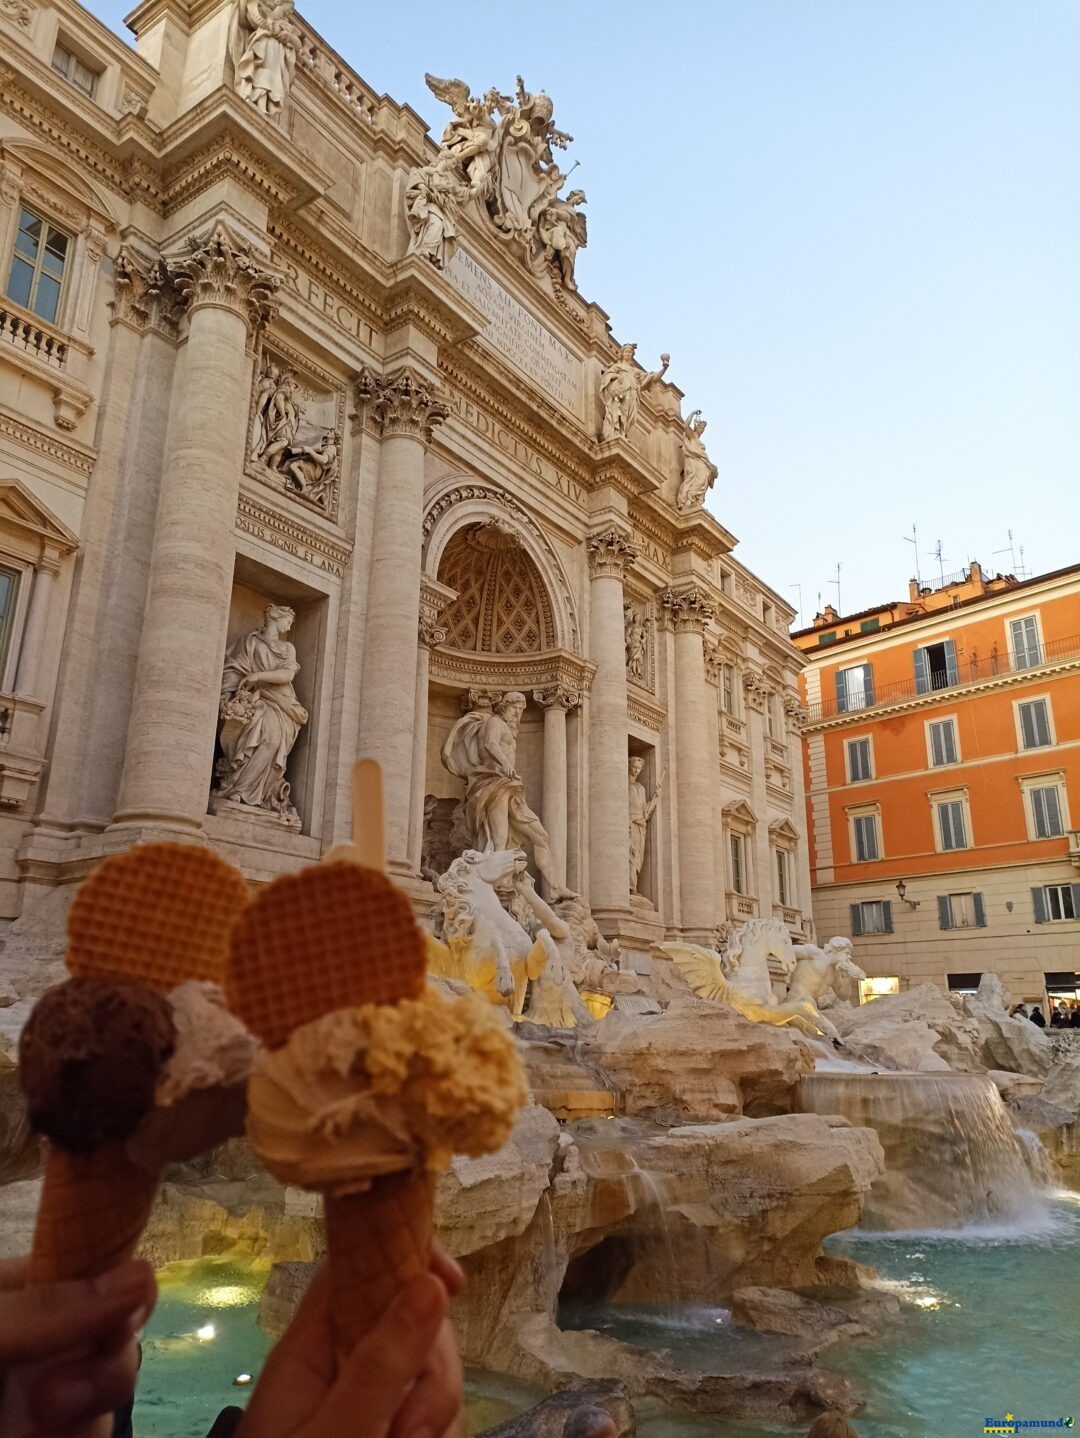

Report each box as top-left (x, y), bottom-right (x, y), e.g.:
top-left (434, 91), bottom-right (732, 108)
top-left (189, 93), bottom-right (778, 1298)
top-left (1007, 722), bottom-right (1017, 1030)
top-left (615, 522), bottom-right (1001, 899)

top-left (212, 604), bottom-right (308, 827)
top-left (491, 77), bottom-right (573, 240)
top-left (231, 0), bottom-right (300, 120)
top-left (623, 604), bottom-right (648, 683)
top-left (535, 186), bottom-right (587, 291)
top-left (675, 410), bottom-right (718, 513)
top-left (424, 75), bottom-right (502, 199)
top-left (441, 691), bottom-right (574, 900)
top-left (599, 344), bottom-right (669, 442)
top-left (249, 358), bottom-right (340, 510)
top-left (628, 756), bottom-right (663, 896)
top-left (404, 153), bottom-right (470, 270)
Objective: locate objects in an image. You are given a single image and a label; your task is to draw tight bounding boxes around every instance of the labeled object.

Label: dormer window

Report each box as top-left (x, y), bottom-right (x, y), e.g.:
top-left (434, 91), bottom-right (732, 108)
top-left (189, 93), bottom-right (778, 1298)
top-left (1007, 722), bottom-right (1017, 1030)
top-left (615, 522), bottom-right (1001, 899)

top-left (6, 207), bottom-right (71, 323)
top-left (52, 43), bottom-right (99, 98)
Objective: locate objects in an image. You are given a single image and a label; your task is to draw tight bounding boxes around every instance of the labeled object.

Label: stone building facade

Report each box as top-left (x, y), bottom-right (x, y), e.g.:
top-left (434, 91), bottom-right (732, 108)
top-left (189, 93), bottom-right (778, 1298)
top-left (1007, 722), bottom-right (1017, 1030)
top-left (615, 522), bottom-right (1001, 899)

top-left (0, 0), bottom-right (810, 964)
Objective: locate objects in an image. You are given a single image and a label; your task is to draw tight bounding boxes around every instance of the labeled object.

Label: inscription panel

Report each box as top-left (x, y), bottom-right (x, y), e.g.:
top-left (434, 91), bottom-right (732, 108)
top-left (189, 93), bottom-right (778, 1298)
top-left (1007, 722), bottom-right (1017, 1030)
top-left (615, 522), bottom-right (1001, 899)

top-left (445, 249), bottom-right (583, 419)
top-left (446, 391), bottom-right (586, 508)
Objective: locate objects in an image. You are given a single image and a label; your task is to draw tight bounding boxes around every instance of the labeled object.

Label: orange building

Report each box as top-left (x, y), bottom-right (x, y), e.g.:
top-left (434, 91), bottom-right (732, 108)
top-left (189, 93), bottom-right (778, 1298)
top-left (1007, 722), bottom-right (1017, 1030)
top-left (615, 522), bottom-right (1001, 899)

top-left (794, 561), bottom-right (1080, 1009)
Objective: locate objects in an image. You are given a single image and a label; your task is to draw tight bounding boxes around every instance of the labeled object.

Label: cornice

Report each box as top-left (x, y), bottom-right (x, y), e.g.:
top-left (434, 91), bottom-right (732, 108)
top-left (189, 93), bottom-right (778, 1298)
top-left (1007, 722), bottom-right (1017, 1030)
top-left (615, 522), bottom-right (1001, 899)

top-left (0, 62), bottom-right (127, 200)
top-left (627, 686), bottom-right (666, 732)
top-left (235, 486), bottom-right (352, 577)
top-left (0, 404), bottom-right (96, 475)
top-left (429, 647), bottom-right (595, 696)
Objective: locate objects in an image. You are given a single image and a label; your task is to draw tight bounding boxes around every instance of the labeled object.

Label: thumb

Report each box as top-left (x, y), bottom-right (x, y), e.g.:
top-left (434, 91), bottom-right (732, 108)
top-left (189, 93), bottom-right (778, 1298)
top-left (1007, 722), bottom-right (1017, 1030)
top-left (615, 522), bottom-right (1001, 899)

top-left (311, 1275), bottom-right (447, 1437)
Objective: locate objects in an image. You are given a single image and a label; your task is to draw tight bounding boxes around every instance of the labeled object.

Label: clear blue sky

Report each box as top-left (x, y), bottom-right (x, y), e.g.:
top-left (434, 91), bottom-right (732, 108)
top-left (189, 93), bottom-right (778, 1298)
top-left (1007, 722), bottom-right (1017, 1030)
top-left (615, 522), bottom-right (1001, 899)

top-left (89, 0), bottom-right (1080, 624)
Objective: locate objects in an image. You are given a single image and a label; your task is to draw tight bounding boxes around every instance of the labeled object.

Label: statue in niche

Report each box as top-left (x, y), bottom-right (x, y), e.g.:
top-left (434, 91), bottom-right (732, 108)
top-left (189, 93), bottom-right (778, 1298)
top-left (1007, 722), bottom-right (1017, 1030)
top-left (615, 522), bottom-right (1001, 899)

top-left (599, 344), bottom-right (670, 442)
top-left (624, 603), bottom-right (649, 684)
top-left (405, 153), bottom-right (471, 270)
top-left (231, 0), bottom-right (300, 121)
top-left (212, 604), bottom-right (308, 828)
top-left (628, 756), bottom-right (664, 897)
top-left (535, 184), bottom-right (587, 291)
top-left (441, 691), bottom-right (575, 901)
top-left (676, 410), bottom-right (718, 513)
top-left (249, 358), bottom-right (340, 511)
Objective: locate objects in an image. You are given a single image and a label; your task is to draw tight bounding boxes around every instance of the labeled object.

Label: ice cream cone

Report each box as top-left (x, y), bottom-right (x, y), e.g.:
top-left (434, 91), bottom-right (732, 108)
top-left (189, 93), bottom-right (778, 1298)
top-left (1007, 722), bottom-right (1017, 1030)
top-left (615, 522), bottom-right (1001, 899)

top-left (27, 1142), bottom-right (160, 1285)
top-left (323, 1170), bottom-right (435, 1350)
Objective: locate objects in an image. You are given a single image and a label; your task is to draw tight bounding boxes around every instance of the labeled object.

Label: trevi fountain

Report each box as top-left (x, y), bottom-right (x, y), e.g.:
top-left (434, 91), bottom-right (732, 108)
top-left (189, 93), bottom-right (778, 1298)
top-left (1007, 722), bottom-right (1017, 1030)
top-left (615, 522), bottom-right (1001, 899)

top-left (0, 1), bottom-right (1078, 1435)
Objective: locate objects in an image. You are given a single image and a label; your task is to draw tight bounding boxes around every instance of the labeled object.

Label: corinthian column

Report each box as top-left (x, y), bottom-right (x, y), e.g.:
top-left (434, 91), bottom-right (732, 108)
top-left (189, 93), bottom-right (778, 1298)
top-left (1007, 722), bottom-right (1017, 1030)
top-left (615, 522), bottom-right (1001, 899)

top-left (113, 224), bottom-right (278, 830)
top-left (407, 579), bottom-right (454, 869)
top-left (662, 586), bottom-right (717, 938)
top-left (355, 367), bottom-right (448, 869)
top-left (587, 528), bottom-right (637, 916)
top-left (534, 684), bottom-right (580, 894)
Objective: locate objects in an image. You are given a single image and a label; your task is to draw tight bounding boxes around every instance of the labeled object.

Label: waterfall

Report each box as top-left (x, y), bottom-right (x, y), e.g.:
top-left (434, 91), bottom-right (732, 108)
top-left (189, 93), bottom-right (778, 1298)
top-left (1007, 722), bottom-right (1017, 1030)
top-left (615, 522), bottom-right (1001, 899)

top-left (797, 1072), bottom-right (1046, 1231)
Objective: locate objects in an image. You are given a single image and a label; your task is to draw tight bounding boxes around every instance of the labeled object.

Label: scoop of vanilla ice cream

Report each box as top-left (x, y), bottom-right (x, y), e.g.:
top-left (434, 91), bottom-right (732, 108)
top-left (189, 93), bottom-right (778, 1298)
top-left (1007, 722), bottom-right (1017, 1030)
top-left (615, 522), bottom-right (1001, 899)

top-left (155, 980), bottom-right (258, 1107)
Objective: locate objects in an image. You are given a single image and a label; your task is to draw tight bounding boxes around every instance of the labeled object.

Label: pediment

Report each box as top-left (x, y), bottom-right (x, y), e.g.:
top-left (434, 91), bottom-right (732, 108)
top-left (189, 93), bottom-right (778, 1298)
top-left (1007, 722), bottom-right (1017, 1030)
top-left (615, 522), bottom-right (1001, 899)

top-left (0, 480), bottom-right (79, 555)
top-left (768, 817), bottom-right (800, 842)
top-left (0, 140), bottom-right (117, 230)
top-left (722, 798), bottom-right (757, 826)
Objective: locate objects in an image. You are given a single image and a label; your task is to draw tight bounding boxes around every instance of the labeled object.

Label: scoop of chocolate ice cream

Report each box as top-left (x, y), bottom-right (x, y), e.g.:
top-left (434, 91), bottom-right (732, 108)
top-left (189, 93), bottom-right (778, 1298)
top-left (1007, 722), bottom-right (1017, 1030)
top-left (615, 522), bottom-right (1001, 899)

top-left (19, 976), bottom-right (177, 1154)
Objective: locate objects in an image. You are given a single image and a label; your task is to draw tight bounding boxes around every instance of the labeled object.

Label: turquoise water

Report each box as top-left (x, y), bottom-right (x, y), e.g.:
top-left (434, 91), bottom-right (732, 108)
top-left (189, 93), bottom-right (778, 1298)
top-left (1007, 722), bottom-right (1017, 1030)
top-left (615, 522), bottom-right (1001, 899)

top-left (135, 1259), bottom-right (271, 1438)
top-left (136, 1198), bottom-right (1080, 1436)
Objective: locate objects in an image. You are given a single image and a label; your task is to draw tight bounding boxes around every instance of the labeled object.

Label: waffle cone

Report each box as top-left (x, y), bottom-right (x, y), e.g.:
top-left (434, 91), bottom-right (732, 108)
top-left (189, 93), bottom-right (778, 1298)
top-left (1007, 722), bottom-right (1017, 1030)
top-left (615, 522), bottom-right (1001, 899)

top-left (67, 842), bottom-right (249, 990)
top-left (323, 1170), bottom-right (435, 1351)
top-left (27, 1142), bottom-right (159, 1285)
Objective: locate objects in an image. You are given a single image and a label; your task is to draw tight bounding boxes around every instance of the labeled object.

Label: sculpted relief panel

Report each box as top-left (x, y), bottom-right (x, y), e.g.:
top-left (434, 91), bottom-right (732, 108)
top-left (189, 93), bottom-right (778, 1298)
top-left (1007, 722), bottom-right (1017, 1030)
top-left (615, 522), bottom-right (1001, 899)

top-left (247, 343), bottom-right (345, 519)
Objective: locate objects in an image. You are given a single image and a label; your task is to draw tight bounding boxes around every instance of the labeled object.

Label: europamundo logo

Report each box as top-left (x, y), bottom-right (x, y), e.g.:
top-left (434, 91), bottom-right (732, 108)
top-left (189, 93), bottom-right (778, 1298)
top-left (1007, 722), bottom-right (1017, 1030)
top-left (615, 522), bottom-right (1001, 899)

top-left (983, 1418), bottom-right (1075, 1434)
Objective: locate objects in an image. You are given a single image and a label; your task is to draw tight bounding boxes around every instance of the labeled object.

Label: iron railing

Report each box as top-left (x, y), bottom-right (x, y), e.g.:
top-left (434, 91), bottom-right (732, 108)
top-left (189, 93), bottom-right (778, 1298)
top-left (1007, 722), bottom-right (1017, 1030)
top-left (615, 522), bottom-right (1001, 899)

top-left (806, 632), bottom-right (1080, 723)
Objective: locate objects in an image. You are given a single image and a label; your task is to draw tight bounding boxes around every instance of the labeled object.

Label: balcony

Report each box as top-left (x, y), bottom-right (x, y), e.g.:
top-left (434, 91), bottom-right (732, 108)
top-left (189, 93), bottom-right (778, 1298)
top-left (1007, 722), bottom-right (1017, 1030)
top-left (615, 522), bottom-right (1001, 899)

top-left (0, 298), bottom-right (93, 430)
top-left (806, 632), bottom-right (1080, 724)
top-left (726, 891), bottom-right (757, 922)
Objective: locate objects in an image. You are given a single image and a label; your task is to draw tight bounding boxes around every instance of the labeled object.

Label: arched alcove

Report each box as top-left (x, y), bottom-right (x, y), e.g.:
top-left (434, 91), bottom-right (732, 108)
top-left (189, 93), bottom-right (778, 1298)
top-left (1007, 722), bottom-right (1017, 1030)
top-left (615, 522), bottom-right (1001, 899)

top-left (438, 521), bottom-right (556, 655)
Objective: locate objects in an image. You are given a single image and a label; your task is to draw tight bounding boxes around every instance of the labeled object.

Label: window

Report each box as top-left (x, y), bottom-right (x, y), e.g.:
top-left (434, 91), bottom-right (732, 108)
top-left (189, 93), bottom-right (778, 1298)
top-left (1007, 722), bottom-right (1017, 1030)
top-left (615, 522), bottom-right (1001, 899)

top-left (836, 662), bottom-right (873, 712)
top-left (1009, 615), bottom-right (1042, 670)
top-left (775, 848), bottom-right (789, 906)
top-left (6, 208), bottom-right (71, 324)
top-left (946, 972), bottom-right (984, 994)
top-left (937, 893), bottom-right (986, 930)
top-left (846, 737), bottom-right (873, 783)
top-left (860, 617), bottom-right (881, 634)
top-left (719, 569), bottom-right (732, 595)
top-left (763, 602), bottom-right (774, 627)
top-left (850, 900), bottom-right (893, 935)
top-left (51, 43), bottom-right (99, 97)
top-left (1017, 698), bottom-right (1052, 751)
top-left (860, 975), bottom-right (900, 1000)
top-left (852, 811), bottom-right (880, 862)
top-left (729, 833), bottom-right (745, 894)
top-left (721, 664), bottom-right (737, 715)
top-left (766, 691), bottom-right (780, 737)
top-left (936, 797), bottom-right (968, 851)
top-left (0, 566), bottom-right (20, 677)
top-left (927, 717), bottom-right (959, 767)
top-left (1029, 783), bottom-right (1065, 840)
top-left (1033, 884), bottom-right (1080, 924)
top-left (818, 631), bottom-right (838, 646)
top-left (914, 639), bottom-right (958, 694)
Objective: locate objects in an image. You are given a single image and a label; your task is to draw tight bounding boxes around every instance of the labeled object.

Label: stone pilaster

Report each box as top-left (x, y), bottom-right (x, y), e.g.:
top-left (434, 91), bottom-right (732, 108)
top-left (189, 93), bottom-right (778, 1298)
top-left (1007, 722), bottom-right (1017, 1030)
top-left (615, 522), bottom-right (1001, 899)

top-left (355, 366), bottom-right (448, 869)
top-left (661, 586), bottom-right (717, 937)
top-left (586, 527), bottom-right (636, 917)
top-left (113, 223), bottom-right (279, 830)
top-left (534, 684), bottom-right (581, 894)
top-left (407, 576), bottom-right (455, 869)
top-left (13, 558), bottom-right (59, 699)
top-left (784, 691), bottom-right (813, 927)
top-left (742, 665), bottom-right (770, 916)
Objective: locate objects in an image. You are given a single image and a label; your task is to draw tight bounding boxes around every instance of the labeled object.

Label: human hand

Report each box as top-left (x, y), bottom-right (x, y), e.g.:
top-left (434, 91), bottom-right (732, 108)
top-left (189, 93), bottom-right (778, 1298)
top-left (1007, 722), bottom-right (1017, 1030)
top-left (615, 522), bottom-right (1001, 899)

top-left (238, 1247), bottom-right (465, 1438)
top-left (0, 1255), bottom-right (156, 1438)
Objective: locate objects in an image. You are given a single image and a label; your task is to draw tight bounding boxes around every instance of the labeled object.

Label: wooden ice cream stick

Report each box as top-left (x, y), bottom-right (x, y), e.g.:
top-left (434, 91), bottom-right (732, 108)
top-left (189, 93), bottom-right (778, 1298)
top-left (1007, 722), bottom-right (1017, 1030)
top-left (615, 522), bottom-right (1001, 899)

top-left (322, 759), bottom-right (386, 873)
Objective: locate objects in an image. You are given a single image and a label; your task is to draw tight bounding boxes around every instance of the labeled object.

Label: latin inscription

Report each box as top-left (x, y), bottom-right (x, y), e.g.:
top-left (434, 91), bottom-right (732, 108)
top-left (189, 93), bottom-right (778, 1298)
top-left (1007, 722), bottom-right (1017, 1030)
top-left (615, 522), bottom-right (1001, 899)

top-left (279, 261), bottom-right (375, 348)
top-left (632, 528), bottom-right (668, 567)
top-left (446, 391), bottom-right (586, 508)
top-left (444, 249), bottom-right (583, 418)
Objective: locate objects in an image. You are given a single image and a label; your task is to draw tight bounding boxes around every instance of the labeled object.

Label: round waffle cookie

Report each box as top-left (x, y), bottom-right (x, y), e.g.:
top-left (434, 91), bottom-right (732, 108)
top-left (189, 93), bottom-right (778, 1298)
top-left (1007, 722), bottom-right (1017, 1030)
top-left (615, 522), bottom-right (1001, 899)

top-left (227, 861), bottom-right (427, 1049)
top-left (66, 842), bottom-right (250, 990)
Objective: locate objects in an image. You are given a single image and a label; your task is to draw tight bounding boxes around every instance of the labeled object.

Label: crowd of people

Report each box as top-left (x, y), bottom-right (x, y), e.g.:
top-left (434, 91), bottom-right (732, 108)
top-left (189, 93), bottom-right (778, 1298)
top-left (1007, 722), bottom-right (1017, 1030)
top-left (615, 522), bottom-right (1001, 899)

top-left (1008, 1001), bottom-right (1080, 1028)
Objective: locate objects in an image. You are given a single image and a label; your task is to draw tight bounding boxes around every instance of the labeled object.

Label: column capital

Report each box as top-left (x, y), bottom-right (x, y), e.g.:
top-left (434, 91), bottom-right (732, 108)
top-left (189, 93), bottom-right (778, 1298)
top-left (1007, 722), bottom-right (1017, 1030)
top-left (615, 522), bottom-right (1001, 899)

top-left (417, 575), bottom-right (455, 650)
top-left (168, 222), bottom-right (279, 335)
top-left (587, 526), bottom-right (638, 579)
top-left (356, 365), bottom-right (449, 441)
top-left (111, 247), bottom-right (185, 336)
top-left (783, 691), bottom-right (809, 731)
top-left (660, 585), bottom-right (715, 633)
top-left (742, 666), bottom-right (767, 711)
top-left (533, 684), bottom-right (581, 712)
top-left (703, 639), bottom-right (722, 686)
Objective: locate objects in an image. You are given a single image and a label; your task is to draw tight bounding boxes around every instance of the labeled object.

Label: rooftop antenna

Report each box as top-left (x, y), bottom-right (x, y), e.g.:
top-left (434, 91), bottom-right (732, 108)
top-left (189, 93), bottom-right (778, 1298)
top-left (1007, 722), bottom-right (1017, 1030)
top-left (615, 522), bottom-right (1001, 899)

top-left (993, 529), bottom-right (1028, 580)
top-left (830, 562), bottom-right (842, 617)
top-left (932, 539), bottom-right (946, 588)
top-left (789, 583), bottom-right (803, 628)
top-left (903, 523), bottom-right (922, 590)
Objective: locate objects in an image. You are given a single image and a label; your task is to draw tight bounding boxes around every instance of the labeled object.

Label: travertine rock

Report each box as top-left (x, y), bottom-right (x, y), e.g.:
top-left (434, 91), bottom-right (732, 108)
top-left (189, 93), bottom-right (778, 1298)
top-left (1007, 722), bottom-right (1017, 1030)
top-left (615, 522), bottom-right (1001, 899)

top-left (582, 998), bottom-right (814, 1119)
top-left (479, 1381), bottom-right (635, 1438)
top-left (834, 984), bottom-right (983, 1072)
top-left (963, 975), bottom-right (1053, 1077)
top-left (730, 1283), bottom-right (900, 1342)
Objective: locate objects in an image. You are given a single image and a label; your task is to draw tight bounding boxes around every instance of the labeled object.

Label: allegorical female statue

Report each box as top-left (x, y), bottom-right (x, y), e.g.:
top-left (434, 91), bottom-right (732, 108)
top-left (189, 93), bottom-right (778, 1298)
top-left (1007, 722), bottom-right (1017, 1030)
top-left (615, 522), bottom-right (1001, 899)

top-left (213, 604), bottom-right (308, 827)
top-left (628, 756), bottom-right (663, 896)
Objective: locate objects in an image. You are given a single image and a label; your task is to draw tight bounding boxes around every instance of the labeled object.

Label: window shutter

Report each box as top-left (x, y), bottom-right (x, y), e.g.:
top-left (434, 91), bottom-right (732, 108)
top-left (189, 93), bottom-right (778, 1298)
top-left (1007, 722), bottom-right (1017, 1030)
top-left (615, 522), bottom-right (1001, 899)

top-left (1046, 787), bottom-right (1063, 837)
top-left (944, 639), bottom-right (959, 686)
top-left (1071, 884), bottom-right (1080, 917)
top-left (937, 895), bottom-right (952, 930)
top-left (944, 721), bottom-right (957, 764)
top-left (882, 900), bottom-right (894, 933)
top-left (850, 903), bottom-right (863, 937)
top-left (930, 723), bottom-right (944, 766)
top-left (1032, 887), bottom-right (1049, 923)
top-left (973, 892), bottom-right (986, 927)
top-left (835, 669), bottom-right (849, 713)
top-left (862, 662), bottom-right (875, 706)
top-left (914, 647), bottom-right (930, 694)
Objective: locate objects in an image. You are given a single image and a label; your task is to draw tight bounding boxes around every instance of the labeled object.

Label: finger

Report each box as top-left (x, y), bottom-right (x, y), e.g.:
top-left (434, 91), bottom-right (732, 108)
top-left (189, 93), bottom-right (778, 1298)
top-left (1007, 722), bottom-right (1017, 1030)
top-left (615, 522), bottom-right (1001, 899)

top-left (237, 1267), bottom-right (336, 1437)
top-left (312, 1274), bottom-right (447, 1437)
top-left (0, 1257), bottom-right (29, 1293)
top-left (27, 1338), bottom-right (141, 1430)
top-left (0, 1261), bottom-right (155, 1363)
top-left (429, 1245), bottom-right (465, 1297)
top-left (388, 1322), bottom-right (463, 1438)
